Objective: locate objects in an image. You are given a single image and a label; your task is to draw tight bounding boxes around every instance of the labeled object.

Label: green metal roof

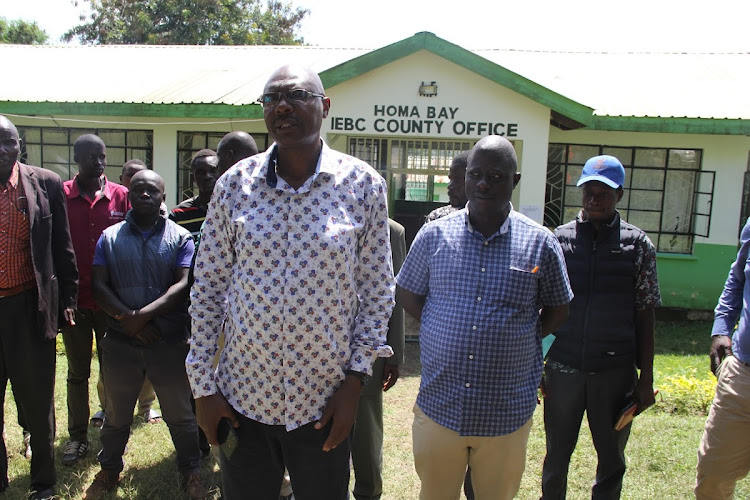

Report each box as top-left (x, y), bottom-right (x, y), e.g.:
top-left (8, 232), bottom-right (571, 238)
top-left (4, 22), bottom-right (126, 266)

top-left (1, 32), bottom-right (748, 135)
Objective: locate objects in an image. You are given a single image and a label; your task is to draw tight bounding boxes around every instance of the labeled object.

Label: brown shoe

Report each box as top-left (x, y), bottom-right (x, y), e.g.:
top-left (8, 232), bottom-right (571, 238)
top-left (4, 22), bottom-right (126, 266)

top-left (181, 473), bottom-right (208, 499)
top-left (83, 470), bottom-right (120, 500)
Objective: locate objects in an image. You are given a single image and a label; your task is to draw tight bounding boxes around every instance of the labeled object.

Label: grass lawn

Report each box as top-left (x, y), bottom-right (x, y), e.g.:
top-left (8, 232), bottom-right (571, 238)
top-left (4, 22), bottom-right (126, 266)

top-left (3, 320), bottom-right (749, 499)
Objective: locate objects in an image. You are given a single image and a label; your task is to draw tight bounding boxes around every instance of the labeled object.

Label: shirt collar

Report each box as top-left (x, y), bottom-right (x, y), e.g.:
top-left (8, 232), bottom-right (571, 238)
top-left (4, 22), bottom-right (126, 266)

top-left (264, 139), bottom-right (331, 189)
top-left (7, 162), bottom-right (20, 189)
top-left (465, 202), bottom-right (514, 240)
top-left (67, 174), bottom-right (112, 200)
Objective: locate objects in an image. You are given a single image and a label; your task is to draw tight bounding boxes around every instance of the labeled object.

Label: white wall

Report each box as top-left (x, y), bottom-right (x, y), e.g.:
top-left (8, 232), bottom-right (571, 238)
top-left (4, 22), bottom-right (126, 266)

top-left (324, 50), bottom-right (553, 222)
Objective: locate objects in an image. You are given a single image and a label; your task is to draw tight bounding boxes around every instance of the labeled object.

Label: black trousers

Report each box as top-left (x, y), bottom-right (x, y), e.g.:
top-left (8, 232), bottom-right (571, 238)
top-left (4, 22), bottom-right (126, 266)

top-left (0, 289), bottom-right (56, 491)
top-left (219, 414), bottom-right (350, 500)
top-left (541, 362), bottom-right (637, 500)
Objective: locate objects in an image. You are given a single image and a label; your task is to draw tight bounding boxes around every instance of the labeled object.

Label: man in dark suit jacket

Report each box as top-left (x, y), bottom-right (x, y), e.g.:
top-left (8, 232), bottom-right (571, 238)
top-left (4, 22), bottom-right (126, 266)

top-left (0, 115), bottom-right (79, 500)
top-left (350, 218), bottom-right (406, 500)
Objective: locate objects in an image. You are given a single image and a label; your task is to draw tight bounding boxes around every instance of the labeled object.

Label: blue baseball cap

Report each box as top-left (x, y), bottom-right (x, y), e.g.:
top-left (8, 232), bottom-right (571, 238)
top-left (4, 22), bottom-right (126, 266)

top-left (577, 155), bottom-right (625, 189)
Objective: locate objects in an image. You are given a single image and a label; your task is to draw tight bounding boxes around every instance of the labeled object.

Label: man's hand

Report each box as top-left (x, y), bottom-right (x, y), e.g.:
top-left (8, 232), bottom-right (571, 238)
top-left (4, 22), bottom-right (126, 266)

top-left (315, 375), bottom-right (362, 451)
top-left (710, 335), bottom-right (732, 377)
top-left (116, 309), bottom-right (151, 337)
top-left (382, 363), bottom-right (400, 392)
top-left (632, 375), bottom-right (655, 415)
top-left (63, 308), bottom-right (76, 327)
top-left (196, 393), bottom-right (238, 446)
top-left (135, 323), bottom-right (161, 346)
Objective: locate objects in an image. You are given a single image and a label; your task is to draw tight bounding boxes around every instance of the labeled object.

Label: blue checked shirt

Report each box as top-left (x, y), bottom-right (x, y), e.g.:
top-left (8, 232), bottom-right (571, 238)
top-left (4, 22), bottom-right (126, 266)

top-left (397, 208), bottom-right (573, 436)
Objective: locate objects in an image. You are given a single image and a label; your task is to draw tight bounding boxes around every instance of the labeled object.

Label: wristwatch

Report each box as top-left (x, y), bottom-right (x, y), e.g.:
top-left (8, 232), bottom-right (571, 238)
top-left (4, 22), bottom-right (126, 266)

top-left (345, 369), bottom-right (371, 387)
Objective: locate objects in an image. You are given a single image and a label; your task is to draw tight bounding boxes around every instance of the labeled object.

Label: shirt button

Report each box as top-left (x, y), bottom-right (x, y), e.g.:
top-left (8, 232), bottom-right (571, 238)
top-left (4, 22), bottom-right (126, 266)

top-left (476, 296), bottom-right (481, 302)
top-left (469, 354), bottom-right (474, 360)
top-left (481, 267), bottom-right (486, 272)
top-left (483, 241), bottom-right (489, 246)
top-left (472, 325), bottom-right (477, 330)
top-left (465, 383), bottom-right (471, 388)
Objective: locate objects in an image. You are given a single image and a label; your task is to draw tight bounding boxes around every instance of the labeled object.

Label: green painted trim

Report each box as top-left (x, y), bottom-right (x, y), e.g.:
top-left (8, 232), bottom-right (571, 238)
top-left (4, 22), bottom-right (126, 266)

top-left (320, 32), bottom-right (594, 126)
top-left (0, 101), bottom-right (263, 119)
top-left (656, 252), bottom-right (699, 261)
top-left (657, 242), bottom-right (737, 310)
top-left (589, 116), bottom-right (750, 136)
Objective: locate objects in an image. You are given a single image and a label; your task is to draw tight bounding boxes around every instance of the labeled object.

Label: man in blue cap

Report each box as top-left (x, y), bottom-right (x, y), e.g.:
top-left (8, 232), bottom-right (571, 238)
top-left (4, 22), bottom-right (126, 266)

top-left (541, 155), bottom-right (661, 499)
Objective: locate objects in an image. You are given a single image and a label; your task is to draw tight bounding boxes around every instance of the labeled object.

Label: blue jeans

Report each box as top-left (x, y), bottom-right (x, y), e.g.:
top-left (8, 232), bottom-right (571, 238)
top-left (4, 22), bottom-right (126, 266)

top-left (97, 334), bottom-right (200, 476)
top-left (219, 413), bottom-right (350, 500)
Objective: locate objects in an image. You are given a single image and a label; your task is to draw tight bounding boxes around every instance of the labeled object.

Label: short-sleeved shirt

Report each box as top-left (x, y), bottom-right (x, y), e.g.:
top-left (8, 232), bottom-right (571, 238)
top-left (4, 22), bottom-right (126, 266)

top-left (64, 175), bottom-right (129, 309)
top-left (397, 207), bottom-right (573, 436)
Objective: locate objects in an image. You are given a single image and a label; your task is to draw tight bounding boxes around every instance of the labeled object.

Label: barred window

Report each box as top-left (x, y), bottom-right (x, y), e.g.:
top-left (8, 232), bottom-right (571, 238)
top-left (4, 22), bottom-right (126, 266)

top-left (176, 131), bottom-right (269, 202)
top-left (17, 126), bottom-right (153, 183)
top-left (544, 144), bottom-right (714, 254)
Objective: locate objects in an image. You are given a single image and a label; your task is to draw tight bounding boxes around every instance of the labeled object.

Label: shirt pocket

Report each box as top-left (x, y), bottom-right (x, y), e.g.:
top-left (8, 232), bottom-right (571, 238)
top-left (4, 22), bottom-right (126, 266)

top-left (501, 258), bottom-right (540, 306)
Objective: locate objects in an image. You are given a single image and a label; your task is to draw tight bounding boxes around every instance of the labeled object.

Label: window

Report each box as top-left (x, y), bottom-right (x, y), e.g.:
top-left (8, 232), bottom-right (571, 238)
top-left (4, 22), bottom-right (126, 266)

top-left (177, 131), bottom-right (269, 202)
top-left (16, 126), bottom-right (153, 183)
top-left (544, 144), bottom-right (714, 254)
top-left (348, 137), bottom-right (472, 203)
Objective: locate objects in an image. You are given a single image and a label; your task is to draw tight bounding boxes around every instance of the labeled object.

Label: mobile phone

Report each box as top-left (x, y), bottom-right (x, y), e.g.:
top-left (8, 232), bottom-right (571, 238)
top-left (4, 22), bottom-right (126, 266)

top-left (217, 417), bottom-right (239, 459)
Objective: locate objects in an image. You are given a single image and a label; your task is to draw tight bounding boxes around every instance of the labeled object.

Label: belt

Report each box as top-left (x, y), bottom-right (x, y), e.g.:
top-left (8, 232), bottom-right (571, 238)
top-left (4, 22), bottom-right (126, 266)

top-left (0, 280), bottom-right (36, 299)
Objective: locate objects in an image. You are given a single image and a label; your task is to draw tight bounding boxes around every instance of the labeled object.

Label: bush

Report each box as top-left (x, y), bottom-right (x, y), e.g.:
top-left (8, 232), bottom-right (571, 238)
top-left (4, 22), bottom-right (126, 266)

top-left (655, 373), bottom-right (716, 415)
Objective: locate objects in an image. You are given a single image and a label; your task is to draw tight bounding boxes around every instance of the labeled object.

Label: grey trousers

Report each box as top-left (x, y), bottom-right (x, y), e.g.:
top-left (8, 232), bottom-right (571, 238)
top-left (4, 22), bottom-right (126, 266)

top-left (97, 333), bottom-right (200, 476)
top-left (351, 357), bottom-right (386, 500)
top-left (541, 362), bottom-right (637, 500)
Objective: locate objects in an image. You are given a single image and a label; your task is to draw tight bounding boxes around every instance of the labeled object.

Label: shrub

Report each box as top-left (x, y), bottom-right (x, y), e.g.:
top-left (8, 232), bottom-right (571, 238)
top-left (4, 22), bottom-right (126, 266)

top-left (655, 374), bottom-right (716, 415)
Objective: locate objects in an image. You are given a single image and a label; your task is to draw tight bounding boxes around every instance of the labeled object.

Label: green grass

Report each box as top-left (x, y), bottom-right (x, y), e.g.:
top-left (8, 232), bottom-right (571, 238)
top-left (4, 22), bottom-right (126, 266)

top-left (3, 320), bottom-right (748, 498)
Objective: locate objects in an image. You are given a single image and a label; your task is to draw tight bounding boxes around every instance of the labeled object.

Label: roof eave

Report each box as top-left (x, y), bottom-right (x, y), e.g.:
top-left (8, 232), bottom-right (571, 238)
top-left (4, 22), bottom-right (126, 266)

top-left (0, 101), bottom-right (264, 119)
top-left (320, 31), bottom-right (595, 126)
top-left (588, 115), bottom-right (750, 136)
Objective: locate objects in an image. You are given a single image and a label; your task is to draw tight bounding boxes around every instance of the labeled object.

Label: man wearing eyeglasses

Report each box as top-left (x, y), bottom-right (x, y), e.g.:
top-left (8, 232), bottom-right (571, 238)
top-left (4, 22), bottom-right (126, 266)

top-left (0, 115), bottom-right (78, 500)
top-left (541, 155), bottom-right (661, 500)
top-left (187, 66), bottom-right (395, 500)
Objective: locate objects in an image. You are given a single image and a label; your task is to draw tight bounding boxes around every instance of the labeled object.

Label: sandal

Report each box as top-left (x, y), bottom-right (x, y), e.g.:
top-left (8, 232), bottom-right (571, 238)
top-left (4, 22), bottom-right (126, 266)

top-left (140, 408), bottom-right (162, 424)
top-left (90, 410), bottom-right (105, 428)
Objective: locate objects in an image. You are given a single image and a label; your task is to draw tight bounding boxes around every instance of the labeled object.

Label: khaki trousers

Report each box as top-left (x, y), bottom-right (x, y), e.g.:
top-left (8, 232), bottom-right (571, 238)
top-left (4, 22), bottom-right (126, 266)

top-left (695, 355), bottom-right (750, 499)
top-left (412, 404), bottom-right (532, 500)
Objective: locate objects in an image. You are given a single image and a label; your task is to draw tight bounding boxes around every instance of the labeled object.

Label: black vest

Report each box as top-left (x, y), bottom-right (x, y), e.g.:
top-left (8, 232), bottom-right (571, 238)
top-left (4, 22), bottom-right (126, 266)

top-left (548, 212), bottom-right (642, 372)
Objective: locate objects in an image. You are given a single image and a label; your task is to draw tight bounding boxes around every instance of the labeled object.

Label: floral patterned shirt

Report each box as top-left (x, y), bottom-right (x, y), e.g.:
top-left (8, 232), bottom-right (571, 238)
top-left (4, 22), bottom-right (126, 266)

top-left (186, 142), bottom-right (395, 430)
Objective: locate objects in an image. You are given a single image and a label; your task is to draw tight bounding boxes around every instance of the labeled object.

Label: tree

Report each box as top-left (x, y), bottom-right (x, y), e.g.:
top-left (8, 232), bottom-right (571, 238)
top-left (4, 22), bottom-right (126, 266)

top-left (63, 0), bottom-right (309, 45)
top-left (0, 18), bottom-right (49, 45)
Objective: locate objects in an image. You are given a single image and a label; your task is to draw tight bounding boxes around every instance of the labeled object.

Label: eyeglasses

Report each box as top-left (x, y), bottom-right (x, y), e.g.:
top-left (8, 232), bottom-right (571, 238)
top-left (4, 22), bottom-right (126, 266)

top-left (256, 89), bottom-right (326, 107)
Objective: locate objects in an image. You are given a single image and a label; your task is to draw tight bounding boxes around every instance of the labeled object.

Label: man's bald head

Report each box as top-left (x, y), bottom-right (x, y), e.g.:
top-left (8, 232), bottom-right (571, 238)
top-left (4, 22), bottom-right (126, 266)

top-left (0, 116), bottom-right (19, 140)
top-left (0, 116), bottom-right (21, 180)
top-left (73, 134), bottom-right (106, 158)
top-left (468, 135), bottom-right (518, 173)
top-left (217, 131), bottom-right (259, 172)
top-left (264, 64), bottom-right (325, 95)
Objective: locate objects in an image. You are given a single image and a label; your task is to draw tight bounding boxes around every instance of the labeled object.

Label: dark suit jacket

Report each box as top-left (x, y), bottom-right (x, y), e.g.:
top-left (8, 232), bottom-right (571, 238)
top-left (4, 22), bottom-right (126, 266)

top-left (387, 219), bottom-right (406, 366)
top-left (18, 162), bottom-right (78, 338)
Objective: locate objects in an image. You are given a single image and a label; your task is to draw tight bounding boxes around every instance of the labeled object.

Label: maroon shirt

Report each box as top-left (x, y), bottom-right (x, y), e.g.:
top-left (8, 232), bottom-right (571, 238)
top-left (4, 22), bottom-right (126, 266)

top-left (64, 175), bottom-right (129, 309)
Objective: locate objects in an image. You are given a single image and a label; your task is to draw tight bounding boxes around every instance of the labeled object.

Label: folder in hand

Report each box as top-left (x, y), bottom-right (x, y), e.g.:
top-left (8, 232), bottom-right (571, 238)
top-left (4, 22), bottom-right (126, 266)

top-left (614, 389), bottom-right (658, 431)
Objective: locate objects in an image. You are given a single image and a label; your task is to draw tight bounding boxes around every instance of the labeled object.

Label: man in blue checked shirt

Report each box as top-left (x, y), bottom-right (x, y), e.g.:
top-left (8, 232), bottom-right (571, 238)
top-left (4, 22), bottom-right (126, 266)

top-left (397, 135), bottom-right (572, 500)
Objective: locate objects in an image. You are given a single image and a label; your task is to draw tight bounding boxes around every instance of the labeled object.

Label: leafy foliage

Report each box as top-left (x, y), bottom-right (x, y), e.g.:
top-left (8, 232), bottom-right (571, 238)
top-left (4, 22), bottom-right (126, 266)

top-left (63, 0), bottom-right (308, 45)
top-left (0, 17), bottom-right (49, 45)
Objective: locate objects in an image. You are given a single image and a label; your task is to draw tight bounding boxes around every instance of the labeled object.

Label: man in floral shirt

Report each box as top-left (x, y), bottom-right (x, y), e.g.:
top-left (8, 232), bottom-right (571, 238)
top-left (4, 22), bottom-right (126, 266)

top-left (541, 155), bottom-right (661, 500)
top-left (186, 65), bottom-right (395, 500)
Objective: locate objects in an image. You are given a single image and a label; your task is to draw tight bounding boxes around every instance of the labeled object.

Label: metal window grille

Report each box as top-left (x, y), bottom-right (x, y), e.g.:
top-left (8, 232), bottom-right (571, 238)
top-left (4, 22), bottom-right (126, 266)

top-left (176, 131), bottom-right (269, 202)
top-left (544, 143), bottom-right (714, 254)
top-left (17, 126), bottom-right (153, 184)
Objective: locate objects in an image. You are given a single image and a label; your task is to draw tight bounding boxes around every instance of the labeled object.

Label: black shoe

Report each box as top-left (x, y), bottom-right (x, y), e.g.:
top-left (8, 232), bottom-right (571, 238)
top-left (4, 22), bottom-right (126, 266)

top-left (28, 486), bottom-right (56, 500)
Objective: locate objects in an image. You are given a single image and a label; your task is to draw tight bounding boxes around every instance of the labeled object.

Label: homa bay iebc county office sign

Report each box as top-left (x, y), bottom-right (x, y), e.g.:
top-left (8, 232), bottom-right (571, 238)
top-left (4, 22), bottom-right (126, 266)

top-left (328, 104), bottom-right (519, 137)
